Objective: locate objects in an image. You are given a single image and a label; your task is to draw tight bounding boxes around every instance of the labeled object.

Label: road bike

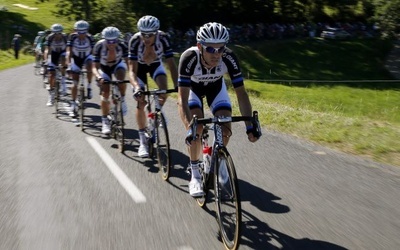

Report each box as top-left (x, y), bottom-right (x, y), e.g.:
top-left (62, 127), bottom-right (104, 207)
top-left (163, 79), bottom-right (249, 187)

top-left (186, 111), bottom-right (261, 250)
top-left (104, 80), bottom-right (130, 153)
top-left (139, 88), bottom-right (177, 180)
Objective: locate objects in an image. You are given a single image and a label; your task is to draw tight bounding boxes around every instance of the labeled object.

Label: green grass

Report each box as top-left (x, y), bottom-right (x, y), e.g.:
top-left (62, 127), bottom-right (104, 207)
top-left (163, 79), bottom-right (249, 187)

top-left (1, 1), bottom-right (400, 166)
top-left (231, 82), bottom-right (400, 166)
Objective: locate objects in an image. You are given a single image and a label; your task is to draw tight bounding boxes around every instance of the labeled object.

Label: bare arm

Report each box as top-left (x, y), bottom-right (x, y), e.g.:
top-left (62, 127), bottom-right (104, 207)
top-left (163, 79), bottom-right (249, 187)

top-left (128, 60), bottom-right (140, 90)
top-left (178, 86), bottom-right (192, 129)
top-left (234, 85), bottom-right (253, 127)
top-left (165, 57), bottom-right (178, 88)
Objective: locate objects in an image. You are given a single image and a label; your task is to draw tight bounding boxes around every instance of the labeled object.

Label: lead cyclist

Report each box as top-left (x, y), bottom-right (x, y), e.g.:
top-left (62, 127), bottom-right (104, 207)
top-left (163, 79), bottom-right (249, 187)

top-left (177, 22), bottom-right (261, 197)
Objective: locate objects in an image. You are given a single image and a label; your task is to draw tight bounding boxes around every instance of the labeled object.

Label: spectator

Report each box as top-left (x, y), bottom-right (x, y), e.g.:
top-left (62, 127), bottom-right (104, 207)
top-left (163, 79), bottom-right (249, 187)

top-left (11, 34), bottom-right (21, 59)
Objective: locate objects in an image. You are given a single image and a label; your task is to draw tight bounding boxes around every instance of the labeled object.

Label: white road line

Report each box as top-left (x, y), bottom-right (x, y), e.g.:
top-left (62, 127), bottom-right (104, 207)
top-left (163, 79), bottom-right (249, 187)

top-left (86, 137), bottom-right (147, 203)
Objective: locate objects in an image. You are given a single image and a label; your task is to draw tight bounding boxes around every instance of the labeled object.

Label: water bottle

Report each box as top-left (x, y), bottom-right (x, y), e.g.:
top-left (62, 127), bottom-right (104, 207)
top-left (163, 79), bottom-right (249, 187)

top-left (202, 146), bottom-right (212, 174)
top-left (147, 112), bottom-right (155, 131)
top-left (147, 112), bottom-right (156, 143)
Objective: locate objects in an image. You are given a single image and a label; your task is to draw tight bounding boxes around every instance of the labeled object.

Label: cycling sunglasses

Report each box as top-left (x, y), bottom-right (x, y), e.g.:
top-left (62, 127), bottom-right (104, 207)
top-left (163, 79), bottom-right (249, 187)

top-left (141, 32), bottom-right (156, 39)
top-left (201, 44), bottom-right (226, 54)
top-left (77, 31), bottom-right (87, 34)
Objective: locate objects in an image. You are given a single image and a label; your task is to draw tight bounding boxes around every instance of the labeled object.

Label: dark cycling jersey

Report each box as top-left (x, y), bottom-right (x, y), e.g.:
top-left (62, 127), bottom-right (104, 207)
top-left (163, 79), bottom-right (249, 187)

top-left (128, 31), bottom-right (174, 64)
top-left (178, 46), bottom-right (244, 88)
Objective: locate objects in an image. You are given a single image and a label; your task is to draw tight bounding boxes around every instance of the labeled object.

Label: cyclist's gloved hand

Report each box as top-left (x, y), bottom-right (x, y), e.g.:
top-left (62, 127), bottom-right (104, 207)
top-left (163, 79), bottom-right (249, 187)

top-left (185, 129), bottom-right (198, 146)
top-left (132, 88), bottom-right (142, 100)
top-left (246, 124), bottom-right (261, 142)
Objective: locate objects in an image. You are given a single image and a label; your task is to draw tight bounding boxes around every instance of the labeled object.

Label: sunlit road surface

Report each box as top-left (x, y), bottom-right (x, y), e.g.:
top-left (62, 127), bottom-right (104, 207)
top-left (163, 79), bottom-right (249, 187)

top-left (1, 64), bottom-right (400, 249)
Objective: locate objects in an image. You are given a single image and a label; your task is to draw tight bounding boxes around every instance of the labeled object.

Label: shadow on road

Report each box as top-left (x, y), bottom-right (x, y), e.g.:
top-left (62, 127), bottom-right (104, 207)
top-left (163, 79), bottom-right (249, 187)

top-left (240, 179), bottom-right (290, 214)
top-left (241, 209), bottom-right (348, 250)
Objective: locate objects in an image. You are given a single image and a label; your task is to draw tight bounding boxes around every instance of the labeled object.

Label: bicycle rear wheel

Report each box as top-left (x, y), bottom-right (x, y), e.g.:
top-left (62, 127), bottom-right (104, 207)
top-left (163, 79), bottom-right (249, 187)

top-left (214, 148), bottom-right (241, 250)
top-left (155, 112), bottom-right (171, 180)
top-left (78, 85), bottom-right (85, 131)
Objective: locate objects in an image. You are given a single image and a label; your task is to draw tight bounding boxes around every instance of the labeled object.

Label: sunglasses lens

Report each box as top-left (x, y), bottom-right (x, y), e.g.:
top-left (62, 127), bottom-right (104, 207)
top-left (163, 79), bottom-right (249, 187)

top-left (204, 45), bottom-right (225, 53)
top-left (141, 32), bottom-right (155, 38)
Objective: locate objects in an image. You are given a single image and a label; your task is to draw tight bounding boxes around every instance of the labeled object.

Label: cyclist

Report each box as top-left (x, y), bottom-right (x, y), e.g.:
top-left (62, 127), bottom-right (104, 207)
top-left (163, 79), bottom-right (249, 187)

top-left (44, 23), bottom-right (68, 106)
top-left (177, 22), bottom-right (261, 197)
top-left (93, 26), bottom-right (129, 135)
top-left (128, 15), bottom-right (178, 158)
top-left (67, 20), bottom-right (95, 116)
top-left (33, 31), bottom-right (45, 66)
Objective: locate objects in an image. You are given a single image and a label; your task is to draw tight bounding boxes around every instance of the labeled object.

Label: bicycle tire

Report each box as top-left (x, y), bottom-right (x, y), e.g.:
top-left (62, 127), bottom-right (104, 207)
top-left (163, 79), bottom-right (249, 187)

top-left (54, 80), bottom-right (59, 117)
top-left (79, 85), bottom-right (85, 131)
top-left (214, 148), bottom-right (241, 250)
top-left (116, 101), bottom-right (125, 153)
top-left (155, 112), bottom-right (171, 180)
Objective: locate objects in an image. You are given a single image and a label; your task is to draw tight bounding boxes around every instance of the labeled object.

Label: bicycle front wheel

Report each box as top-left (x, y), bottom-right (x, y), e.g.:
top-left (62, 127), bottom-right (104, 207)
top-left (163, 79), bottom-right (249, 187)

top-left (155, 112), bottom-right (171, 180)
top-left (116, 102), bottom-right (125, 153)
top-left (214, 148), bottom-right (241, 250)
top-left (78, 85), bottom-right (85, 131)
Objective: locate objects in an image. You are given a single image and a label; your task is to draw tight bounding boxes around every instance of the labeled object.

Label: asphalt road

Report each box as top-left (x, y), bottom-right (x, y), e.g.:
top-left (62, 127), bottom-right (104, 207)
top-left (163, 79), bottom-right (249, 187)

top-left (1, 64), bottom-right (400, 250)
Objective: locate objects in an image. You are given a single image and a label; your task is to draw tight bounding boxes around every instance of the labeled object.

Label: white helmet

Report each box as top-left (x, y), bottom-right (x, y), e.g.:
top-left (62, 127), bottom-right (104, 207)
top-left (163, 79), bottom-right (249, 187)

top-left (137, 15), bottom-right (160, 32)
top-left (101, 26), bottom-right (120, 40)
top-left (74, 20), bottom-right (89, 31)
top-left (196, 22), bottom-right (229, 44)
top-left (38, 31), bottom-right (45, 36)
top-left (51, 23), bottom-right (63, 33)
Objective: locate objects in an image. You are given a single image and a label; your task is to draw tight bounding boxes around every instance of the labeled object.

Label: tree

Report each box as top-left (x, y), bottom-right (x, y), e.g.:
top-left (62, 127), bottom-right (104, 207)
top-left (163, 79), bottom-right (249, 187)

top-left (373, 0), bottom-right (400, 38)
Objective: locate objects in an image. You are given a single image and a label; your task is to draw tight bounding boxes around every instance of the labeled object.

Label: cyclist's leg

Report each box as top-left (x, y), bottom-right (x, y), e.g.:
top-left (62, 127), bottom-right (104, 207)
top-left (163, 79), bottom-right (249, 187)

top-left (70, 60), bottom-right (81, 113)
top-left (209, 80), bottom-right (232, 145)
top-left (151, 63), bottom-right (168, 105)
top-left (100, 70), bottom-right (112, 134)
top-left (135, 76), bottom-right (149, 157)
top-left (46, 63), bottom-right (56, 106)
top-left (59, 52), bottom-right (67, 93)
top-left (85, 56), bottom-right (93, 99)
top-left (114, 61), bottom-right (127, 97)
top-left (187, 90), bottom-right (206, 197)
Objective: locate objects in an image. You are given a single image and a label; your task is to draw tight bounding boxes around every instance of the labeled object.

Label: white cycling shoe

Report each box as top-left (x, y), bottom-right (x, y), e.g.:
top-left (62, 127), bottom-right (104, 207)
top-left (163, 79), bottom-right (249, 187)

top-left (138, 144), bottom-right (149, 158)
top-left (102, 118), bottom-right (111, 135)
top-left (189, 177), bottom-right (205, 197)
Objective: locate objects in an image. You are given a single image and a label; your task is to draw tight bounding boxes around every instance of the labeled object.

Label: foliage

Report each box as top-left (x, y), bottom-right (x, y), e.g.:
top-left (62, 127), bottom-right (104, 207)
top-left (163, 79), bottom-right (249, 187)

top-left (372, 0), bottom-right (400, 38)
